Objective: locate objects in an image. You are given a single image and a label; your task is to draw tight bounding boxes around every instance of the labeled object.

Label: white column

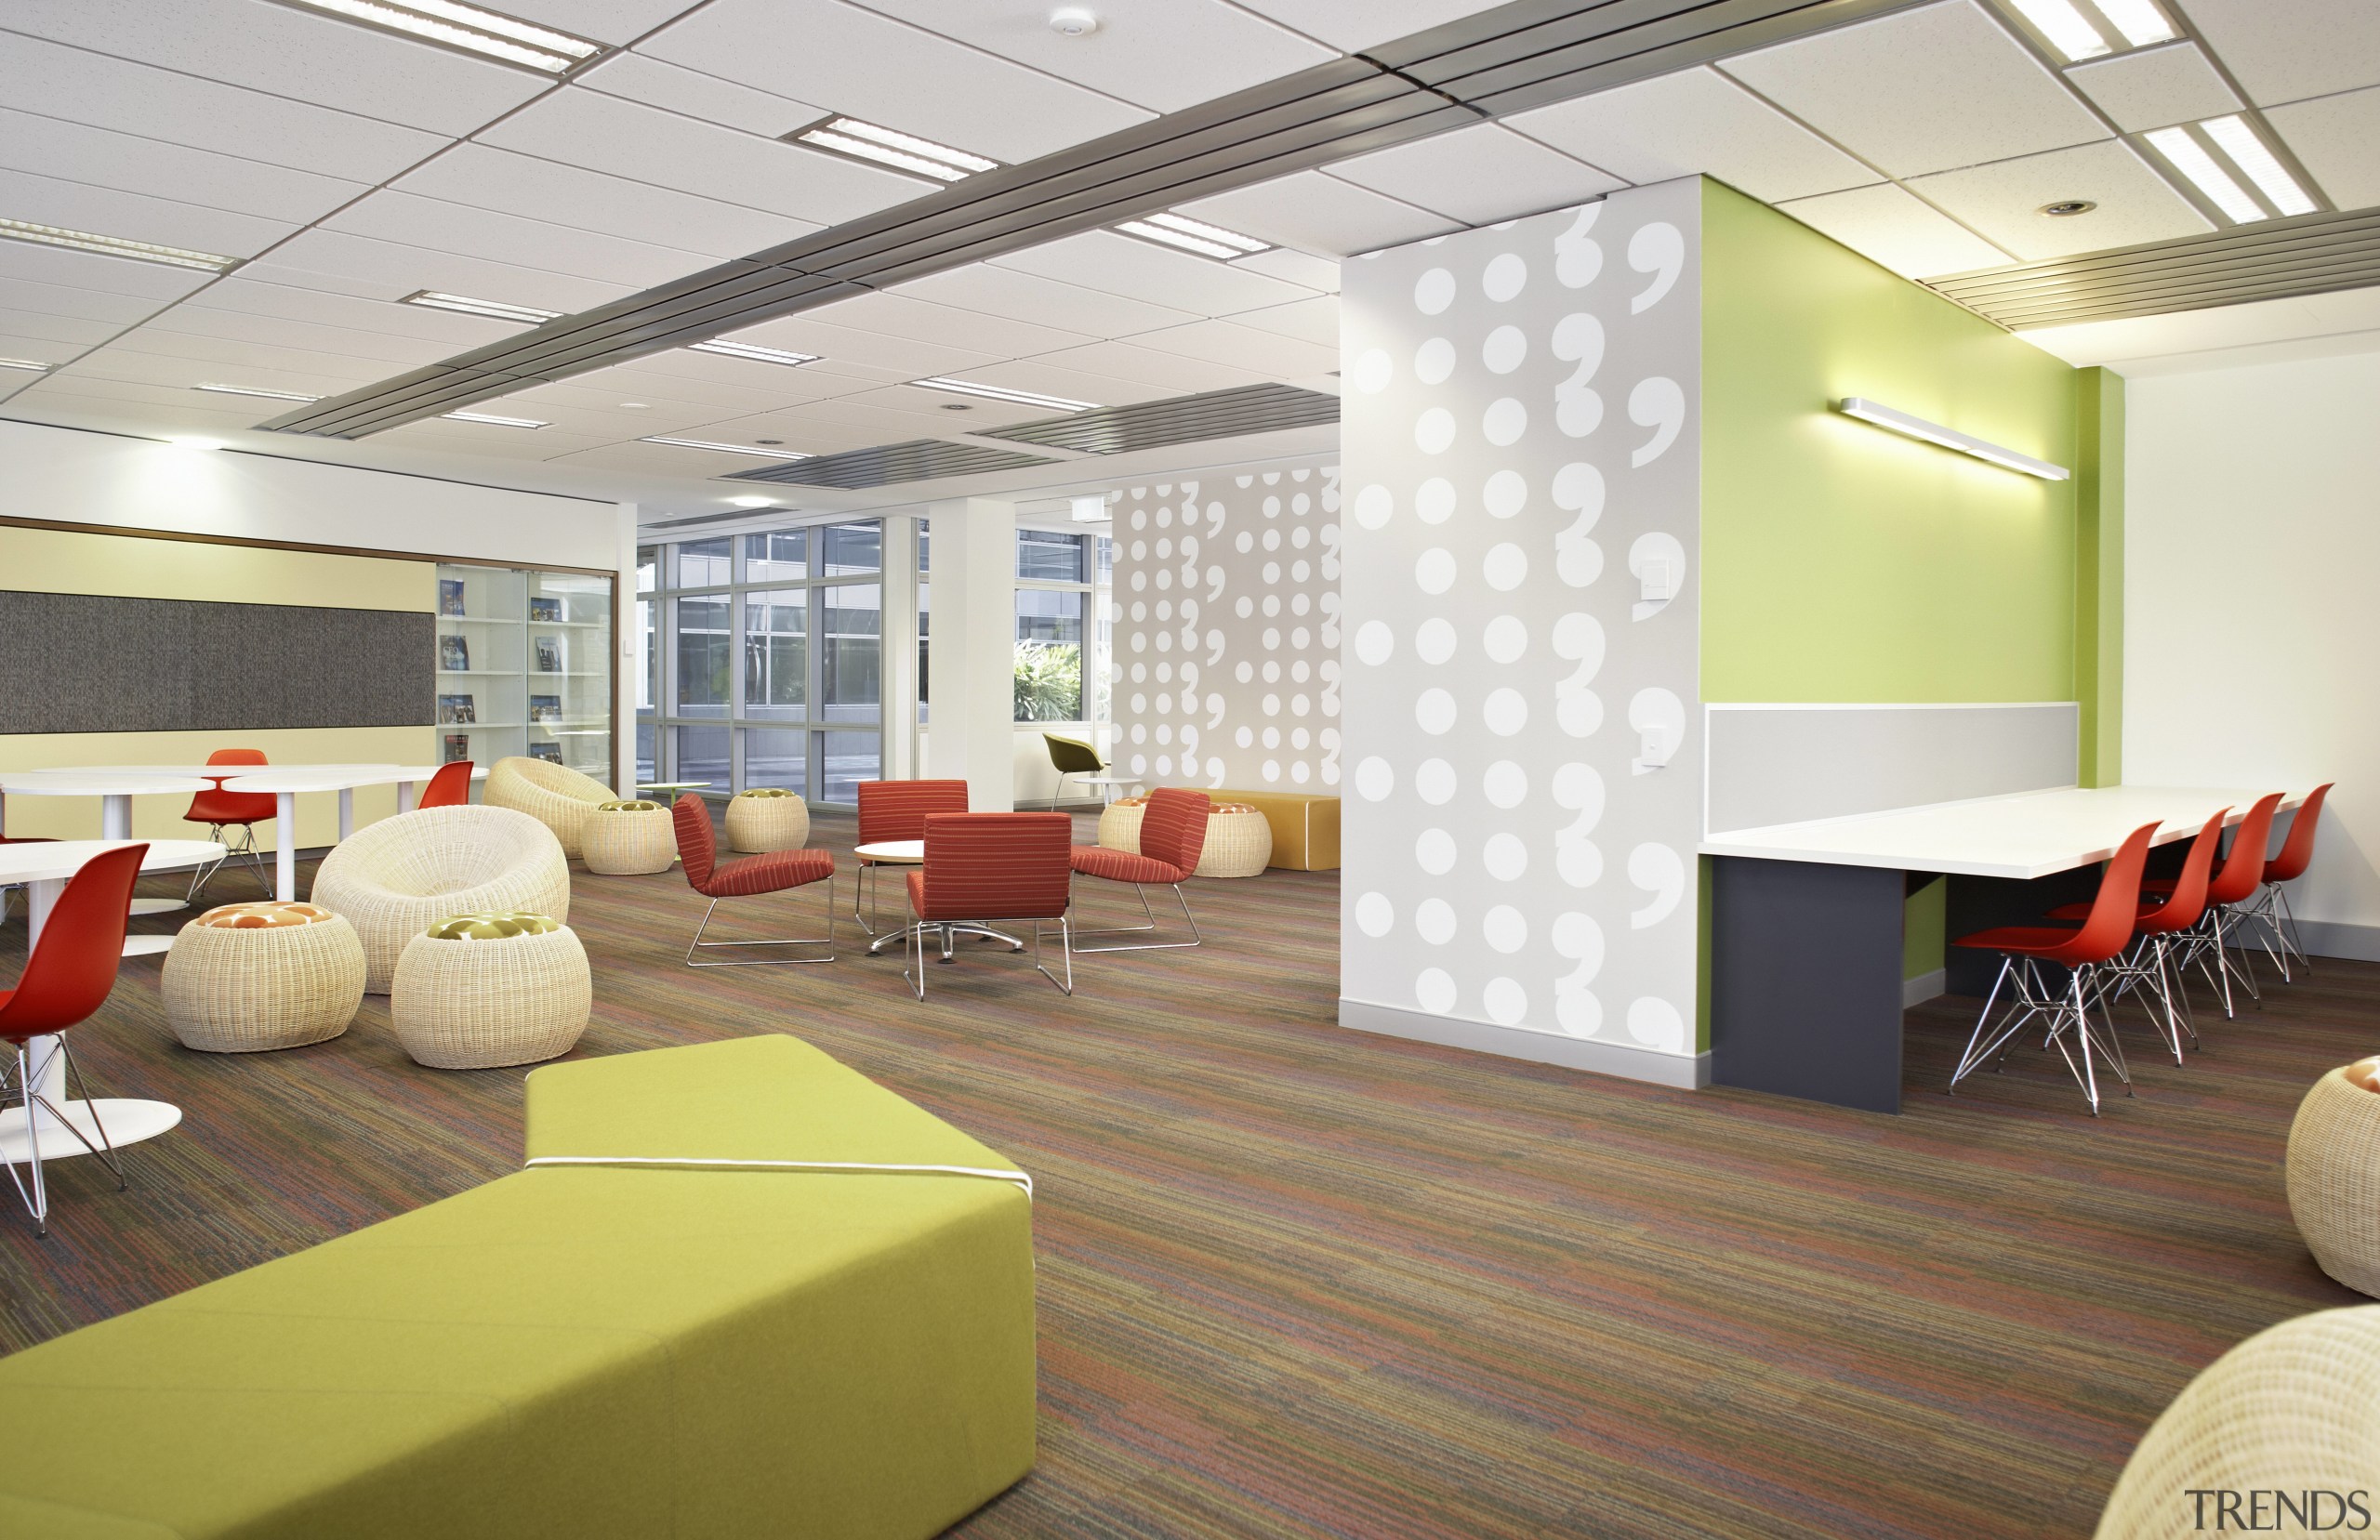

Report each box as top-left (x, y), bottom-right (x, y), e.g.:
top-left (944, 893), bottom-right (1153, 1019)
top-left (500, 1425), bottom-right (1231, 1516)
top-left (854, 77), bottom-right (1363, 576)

top-left (615, 501), bottom-right (640, 796)
top-left (879, 513), bottom-right (921, 781)
top-left (924, 497), bottom-right (1017, 810)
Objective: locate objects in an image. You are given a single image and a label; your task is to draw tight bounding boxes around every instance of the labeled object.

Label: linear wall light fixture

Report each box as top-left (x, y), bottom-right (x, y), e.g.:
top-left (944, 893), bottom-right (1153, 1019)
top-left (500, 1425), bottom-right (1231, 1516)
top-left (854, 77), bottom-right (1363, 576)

top-left (641, 435), bottom-right (808, 457)
top-left (787, 117), bottom-right (998, 182)
top-left (442, 409), bottom-right (547, 428)
top-left (273, 0), bottom-right (603, 73)
top-left (400, 290), bottom-right (562, 323)
top-left (912, 376), bottom-right (1094, 411)
top-left (1831, 398), bottom-right (2070, 480)
top-left (688, 339), bottom-right (821, 367)
top-left (197, 382), bottom-right (323, 401)
top-left (0, 218), bottom-right (239, 272)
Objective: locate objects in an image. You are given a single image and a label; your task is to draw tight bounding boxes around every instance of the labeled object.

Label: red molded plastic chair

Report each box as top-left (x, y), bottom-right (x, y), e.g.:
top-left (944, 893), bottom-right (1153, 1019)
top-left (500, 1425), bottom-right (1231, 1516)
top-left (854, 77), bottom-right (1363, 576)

top-left (1069, 786), bottom-right (1210, 953)
top-left (183, 747), bottom-right (275, 898)
top-left (1950, 821), bottom-right (2159, 1115)
top-left (1, 843), bottom-right (146, 1235)
top-left (416, 759), bottom-right (473, 809)
top-left (2046, 808), bottom-right (2227, 1065)
top-left (853, 778), bottom-right (967, 937)
top-left (2153, 792), bottom-right (2285, 1019)
top-left (2236, 783), bottom-right (2333, 982)
top-left (904, 812), bottom-right (1073, 998)
top-left (671, 796), bottom-right (835, 967)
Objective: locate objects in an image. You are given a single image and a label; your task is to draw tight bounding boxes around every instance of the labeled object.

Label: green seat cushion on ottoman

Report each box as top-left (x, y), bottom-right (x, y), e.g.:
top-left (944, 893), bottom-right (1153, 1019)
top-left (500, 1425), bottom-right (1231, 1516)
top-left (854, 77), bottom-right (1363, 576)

top-left (0, 1036), bottom-right (1036, 1540)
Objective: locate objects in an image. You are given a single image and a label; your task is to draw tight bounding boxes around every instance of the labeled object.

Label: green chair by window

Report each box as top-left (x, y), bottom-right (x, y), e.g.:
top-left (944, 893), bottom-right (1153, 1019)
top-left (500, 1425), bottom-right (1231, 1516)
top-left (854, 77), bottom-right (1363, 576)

top-left (1043, 734), bottom-right (1105, 803)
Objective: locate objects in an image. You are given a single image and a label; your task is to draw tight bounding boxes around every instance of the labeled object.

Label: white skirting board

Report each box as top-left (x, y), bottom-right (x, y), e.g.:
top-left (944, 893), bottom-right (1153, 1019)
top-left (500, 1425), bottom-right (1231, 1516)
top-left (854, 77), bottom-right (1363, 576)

top-left (1902, 968), bottom-right (1948, 1007)
top-left (1338, 997), bottom-right (1712, 1089)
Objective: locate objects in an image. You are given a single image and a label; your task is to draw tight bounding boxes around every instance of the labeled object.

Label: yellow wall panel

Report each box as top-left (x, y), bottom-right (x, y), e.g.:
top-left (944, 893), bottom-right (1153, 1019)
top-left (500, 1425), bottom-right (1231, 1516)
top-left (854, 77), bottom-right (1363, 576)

top-left (0, 524), bottom-right (433, 612)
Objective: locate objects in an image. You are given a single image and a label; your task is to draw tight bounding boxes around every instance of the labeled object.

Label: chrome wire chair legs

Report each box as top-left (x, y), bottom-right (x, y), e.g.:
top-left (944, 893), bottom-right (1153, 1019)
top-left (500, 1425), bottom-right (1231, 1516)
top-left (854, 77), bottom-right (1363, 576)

top-left (2171, 907), bottom-right (2263, 1020)
top-left (7, 1038), bottom-right (128, 1238)
top-left (2231, 883), bottom-right (2310, 984)
top-left (903, 911), bottom-right (1072, 998)
top-left (683, 876), bottom-right (837, 967)
top-left (1951, 956), bottom-right (2133, 1114)
top-left (2086, 934), bottom-right (2198, 1066)
top-left (1068, 880), bottom-right (1202, 954)
top-left (187, 823), bottom-right (271, 902)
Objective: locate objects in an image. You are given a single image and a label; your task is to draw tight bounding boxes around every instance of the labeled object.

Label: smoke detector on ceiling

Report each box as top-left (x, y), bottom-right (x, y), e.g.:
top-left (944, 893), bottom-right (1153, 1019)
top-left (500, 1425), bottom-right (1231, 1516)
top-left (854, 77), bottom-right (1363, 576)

top-left (1049, 7), bottom-right (1098, 36)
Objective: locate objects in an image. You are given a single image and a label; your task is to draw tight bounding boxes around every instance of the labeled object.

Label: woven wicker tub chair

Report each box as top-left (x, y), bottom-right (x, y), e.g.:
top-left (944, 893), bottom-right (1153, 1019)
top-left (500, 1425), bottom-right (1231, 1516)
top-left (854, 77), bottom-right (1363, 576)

top-left (312, 806), bottom-right (571, 994)
top-left (484, 756), bottom-right (617, 861)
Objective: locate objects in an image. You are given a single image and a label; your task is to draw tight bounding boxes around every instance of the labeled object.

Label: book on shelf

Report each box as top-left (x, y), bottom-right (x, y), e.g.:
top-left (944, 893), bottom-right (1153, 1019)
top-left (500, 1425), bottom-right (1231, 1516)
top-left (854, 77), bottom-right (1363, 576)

top-left (534, 636), bottom-right (562, 672)
top-left (529, 694), bottom-right (562, 724)
top-left (529, 742), bottom-right (562, 763)
top-left (439, 578), bottom-right (466, 617)
top-left (530, 596), bottom-right (562, 623)
top-left (443, 732), bottom-right (471, 764)
top-left (437, 692), bottom-right (476, 725)
top-left (439, 634), bottom-right (469, 672)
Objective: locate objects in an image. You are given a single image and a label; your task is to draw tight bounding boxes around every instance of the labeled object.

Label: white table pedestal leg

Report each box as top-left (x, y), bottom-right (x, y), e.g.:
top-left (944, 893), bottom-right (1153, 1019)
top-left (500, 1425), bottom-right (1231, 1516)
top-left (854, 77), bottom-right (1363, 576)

top-left (99, 795), bottom-right (130, 840)
top-left (337, 788), bottom-right (354, 841)
top-left (397, 779), bottom-right (418, 813)
top-left (274, 791), bottom-right (298, 901)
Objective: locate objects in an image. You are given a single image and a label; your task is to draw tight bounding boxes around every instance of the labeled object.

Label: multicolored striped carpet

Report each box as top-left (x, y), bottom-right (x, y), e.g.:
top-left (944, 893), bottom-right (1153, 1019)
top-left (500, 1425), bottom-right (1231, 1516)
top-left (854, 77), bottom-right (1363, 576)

top-left (2, 808), bottom-right (2372, 1538)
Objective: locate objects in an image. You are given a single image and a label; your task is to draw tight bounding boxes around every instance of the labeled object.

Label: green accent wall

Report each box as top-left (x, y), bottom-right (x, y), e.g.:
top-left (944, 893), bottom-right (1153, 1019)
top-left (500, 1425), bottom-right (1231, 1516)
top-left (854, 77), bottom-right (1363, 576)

top-left (1699, 179), bottom-right (2081, 704)
top-left (2075, 366), bottom-right (2125, 787)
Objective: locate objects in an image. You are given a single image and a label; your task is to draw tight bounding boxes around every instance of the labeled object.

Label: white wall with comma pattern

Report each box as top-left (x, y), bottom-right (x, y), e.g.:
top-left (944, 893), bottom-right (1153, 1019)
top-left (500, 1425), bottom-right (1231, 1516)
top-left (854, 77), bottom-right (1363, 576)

top-left (1337, 178), bottom-right (1708, 1086)
top-left (1106, 465), bottom-right (1342, 793)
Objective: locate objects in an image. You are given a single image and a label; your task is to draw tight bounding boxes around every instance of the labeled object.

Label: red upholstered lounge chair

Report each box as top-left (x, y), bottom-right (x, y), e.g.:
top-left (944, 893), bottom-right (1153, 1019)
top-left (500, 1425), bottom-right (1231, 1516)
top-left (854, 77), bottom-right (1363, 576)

top-left (904, 812), bottom-right (1074, 999)
top-left (853, 778), bottom-right (968, 936)
top-left (1069, 786), bottom-right (1210, 954)
top-left (671, 795), bottom-right (836, 967)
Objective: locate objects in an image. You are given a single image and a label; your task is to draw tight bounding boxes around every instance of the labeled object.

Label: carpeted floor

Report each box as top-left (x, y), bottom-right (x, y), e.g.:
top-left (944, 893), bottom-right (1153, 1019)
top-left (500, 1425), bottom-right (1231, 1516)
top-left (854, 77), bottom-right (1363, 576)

top-left (2, 807), bottom-right (2373, 1538)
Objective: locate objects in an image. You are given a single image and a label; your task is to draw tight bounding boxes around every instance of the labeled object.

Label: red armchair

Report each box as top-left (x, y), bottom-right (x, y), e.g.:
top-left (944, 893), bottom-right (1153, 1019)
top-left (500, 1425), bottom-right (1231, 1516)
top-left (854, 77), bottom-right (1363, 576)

top-left (1070, 786), bottom-right (1210, 953)
top-left (672, 796), bottom-right (836, 967)
top-left (183, 747), bottom-right (275, 899)
top-left (2, 843), bottom-right (145, 1235)
top-left (905, 812), bottom-right (1074, 998)
top-left (853, 778), bottom-right (968, 937)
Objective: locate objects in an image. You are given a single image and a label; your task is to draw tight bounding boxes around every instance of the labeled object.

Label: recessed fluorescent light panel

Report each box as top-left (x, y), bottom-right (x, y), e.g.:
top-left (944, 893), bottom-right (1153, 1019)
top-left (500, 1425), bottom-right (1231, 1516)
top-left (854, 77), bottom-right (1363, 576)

top-left (786, 117), bottom-right (997, 182)
top-left (1113, 211), bottom-right (1272, 260)
top-left (0, 358), bottom-right (50, 373)
top-left (641, 436), bottom-right (808, 458)
top-left (2144, 115), bottom-right (2318, 224)
top-left (1832, 398), bottom-right (2070, 480)
top-left (912, 376), bottom-right (1095, 412)
top-left (273, 0), bottom-right (602, 73)
top-left (0, 218), bottom-right (237, 272)
top-left (2001, 0), bottom-right (2173, 60)
top-left (688, 339), bottom-right (822, 367)
top-left (196, 382), bottom-right (322, 401)
top-left (400, 290), bottom-right (562, 323)
top-left (442, 409), bottom-right (547, 428)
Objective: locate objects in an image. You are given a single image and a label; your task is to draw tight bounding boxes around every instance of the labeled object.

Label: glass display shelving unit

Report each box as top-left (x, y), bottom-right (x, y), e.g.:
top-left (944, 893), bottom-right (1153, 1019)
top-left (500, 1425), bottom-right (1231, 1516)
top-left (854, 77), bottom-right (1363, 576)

top-left (434, 563), bottom-right (615, 783)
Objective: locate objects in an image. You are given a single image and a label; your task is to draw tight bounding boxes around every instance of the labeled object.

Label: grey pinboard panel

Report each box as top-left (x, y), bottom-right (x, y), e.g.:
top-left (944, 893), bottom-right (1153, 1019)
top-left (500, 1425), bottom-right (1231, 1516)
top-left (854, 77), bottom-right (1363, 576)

top-left (0, 592), bottom-right (433, 734)
top-left (1705, 704), bottom-right (2079, 836)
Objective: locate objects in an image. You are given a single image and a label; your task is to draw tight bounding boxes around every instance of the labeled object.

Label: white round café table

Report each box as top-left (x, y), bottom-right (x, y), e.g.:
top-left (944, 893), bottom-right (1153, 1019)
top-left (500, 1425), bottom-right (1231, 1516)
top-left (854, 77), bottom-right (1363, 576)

top-left (218, 765), bottom-right (404, 901)
top-left (0, 770), bottom-right (218, 918)
top-left (0, 837), bottom-right (221, 1167)
top-left (853, 840), bottom-right (1023, 959)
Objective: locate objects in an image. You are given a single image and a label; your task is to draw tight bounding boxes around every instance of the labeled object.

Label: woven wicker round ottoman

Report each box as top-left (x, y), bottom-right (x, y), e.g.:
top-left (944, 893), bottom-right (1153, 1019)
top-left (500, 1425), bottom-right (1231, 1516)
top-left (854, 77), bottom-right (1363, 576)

top-left (583, 799), bottom-right (675, 875)
top-left (726, 787), bottom-right (810, 852)
top-left (1097, 796), bottom-right (1146, 853)
top-left (2287, 1061), bottom-right (2380, 1296)
top-left (390, 912), bottom-right (590, 1071)
top-left (1195, 803), bottom-right (1272, 878)
top-left (160, 902), bottom-right (365, 1053)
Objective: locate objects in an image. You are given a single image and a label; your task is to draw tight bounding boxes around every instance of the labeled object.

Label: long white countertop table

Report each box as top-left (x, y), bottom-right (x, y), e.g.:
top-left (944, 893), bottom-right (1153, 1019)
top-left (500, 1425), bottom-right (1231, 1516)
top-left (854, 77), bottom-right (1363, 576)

top-left (1699, 785), bottom-right (2305, 881)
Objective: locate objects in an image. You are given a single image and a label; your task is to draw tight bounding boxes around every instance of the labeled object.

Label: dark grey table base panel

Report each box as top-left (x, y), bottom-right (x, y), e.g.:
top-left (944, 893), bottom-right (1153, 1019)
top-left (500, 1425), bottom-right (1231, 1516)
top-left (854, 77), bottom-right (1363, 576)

top-left (1942, 866), bottom-right (2102, 996)
top-left (1712, 856), bottom-right (1911, 1114)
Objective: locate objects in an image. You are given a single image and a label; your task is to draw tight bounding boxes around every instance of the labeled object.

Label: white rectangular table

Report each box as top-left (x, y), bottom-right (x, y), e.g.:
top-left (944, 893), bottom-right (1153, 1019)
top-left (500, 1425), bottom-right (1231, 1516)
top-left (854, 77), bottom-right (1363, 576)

top-left (1699, 785), bottom-right (2302, 1113)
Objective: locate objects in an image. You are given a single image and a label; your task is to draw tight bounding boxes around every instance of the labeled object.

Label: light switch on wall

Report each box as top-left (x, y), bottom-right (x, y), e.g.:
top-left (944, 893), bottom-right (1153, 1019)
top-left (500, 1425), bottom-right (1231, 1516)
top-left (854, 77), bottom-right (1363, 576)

top-left (1633, 727), bottom-right (1674, 773)
top-left (1639, 559), bottom-right (1675, 603)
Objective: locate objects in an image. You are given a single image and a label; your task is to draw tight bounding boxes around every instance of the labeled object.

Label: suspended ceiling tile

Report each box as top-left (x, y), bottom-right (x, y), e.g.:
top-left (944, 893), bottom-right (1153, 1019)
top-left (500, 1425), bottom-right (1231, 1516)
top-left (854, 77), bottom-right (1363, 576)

top-left (455, 399), bottom-right (698, 441)
top-left (1224, 295), bottom-right (1339, 347)
top-left (0, 167), bottom-right (299, 260)
top-left (1025, 339), bottom-right (1270, 395)
top-left (800, 290), bottom-right (1099, 359)
top-left (635, 0), bottom-right (1153, 164)
top-left (477, 88), bottom-right (925, 228)
top-left (374, 420), bottom-right (616, 459)
top-left (0, 110), bottom-right (371, 228)
top-left (140, 305), bottom-right (459, 367)
top-left (2178, 0), bottom-right (2380, 108)
top-left (547, 441), bottom-right (814, 478)
top-left (1324, 123), bottom-right (1622, 225)
top-left (489, 0), bottom-right (708, 45)
top-left (390, 145), bottom-right (820, 260)
top-left (495, 382), bottom-right (774, 433)
top-left (193, 276), bottom-right (523, 347)
top-left (661, 412), bottom-right (890, 455)
top-left (1906, 140), bottom-right (2211, 260)
top-left (257, 229), bottom-right (638, 314)
top-left (1174, 170), bottom-right (1459, 258)
top-left (573, 51), bottom-right (824, 136)
top-left (929, 357), bottom-right (1175, 406)
top-left (1229, 246), bottom-right (1340, 292)
top-left (584, 354), bottom-right (879, 409)
top-left (2268, 86), bottom-right (2380, 212)
top-left (1507, 66), bottom-right (1877, 204)
top-left (1720, 0), bottom-right (2107, 179)
top-left (989, 230), bottom-right (1317, 316)
top-left (1774, 181), bottom-right (2014, 279)
top-left (2012, 291), bottom-right (2335, 366)
top-left (1123, 317), bottom-right (1339, 378)
top-left (0, 240), bottom-right (224, 302)
top-left (1225, 0), bottom-right (1508, 52)
top-left (831, 382), bottom-right (1057, 429)
top-left (0, 274), bottom-right (177, 327)
top-left (76, 327), bottom-right (401, 382)
top-left (3, 0), bottom-right (549, 137)
top-left (694, 314), bottom-right (1002, 378)
top-left (12, 375), bottom-right (273, 425)
top-left (845, 0), bottom-right (1335, 114)
top-left (0, 307), bottom-right (118, 347)
top-left (887, 263), bottom-right (1202, 340)
top-left (321, 191), bottom-right (721, 289)
top-left (2062, 43), bottom-right (2245, 134)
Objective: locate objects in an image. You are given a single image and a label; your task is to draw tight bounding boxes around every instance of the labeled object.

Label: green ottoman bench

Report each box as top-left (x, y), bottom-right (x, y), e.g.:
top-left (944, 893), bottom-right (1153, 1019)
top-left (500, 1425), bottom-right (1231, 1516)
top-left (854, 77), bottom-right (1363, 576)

top-left (0, 1035), bottom-right (1036, 1540)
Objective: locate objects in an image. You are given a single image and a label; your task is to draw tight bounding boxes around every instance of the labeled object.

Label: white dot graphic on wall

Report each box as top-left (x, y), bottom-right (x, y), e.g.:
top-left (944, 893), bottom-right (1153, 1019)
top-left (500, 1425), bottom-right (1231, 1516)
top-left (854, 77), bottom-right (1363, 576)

top-left (1415, 758), bottom-right (1456, 805)
top-left (1483, 833), bottom-right (1527, 881)
top-left (1415, 479), bottom-right (1455, 524)
top-left (1415, 828), bottom-right (1457, 875)
top-left (1482, 978), bottom-right (1528, 1025)
top-left (1415, 547), bottom-right (1456, 594)
top-left (1415, 899), bottom-right (1456, 945)
top-left (1628, 843), bottom-right (1687, 929)
top-left (1629, 376), bottom-right (1686, 467)
top-left (1415, 407), bottom-right (1455, 454)
top-left (1414, 338), bottom-right (1455, 385)
top-left (1414, 268), bottom-right (1455, 315)
top-left (1554, 760), bottom-right (1606, 889)
top-left (1483, 469), bottom-right (1527, 520)
top-left (1553, 461), bottom-right (1605, 588)
top-left (1627, 996), bottom-right (1686, 1051)
top-left (1483, 904), bottom-right (1527, 953)
top-left (1354, 757), bottom-right (1392, 801)
top-left (1553, 911), bottom-right (1604, 1035)
top-left (1355, 891), bottom-right (1394, 938)
top-left (1355, 621), bottom-right (1393, 665)
top-left (1484, 615), bottom-right (1527, 664)
top-left (1351, 349), bottom-right (1393, 393)
top-left (1483, 325), bottom-right (1526, 375)
top-left (1484, 543), bottom-right (1527, 591)
top-left (1552, 312), bottom-right (1604, 439)
top-left (1483, 688), bottom-right (1527, 736)
top-left (1483, 759), bottom-right (1527, 809)
top-left (1482, 398), bottom-right (1526, 448)
top-left (1415, 690), bottom-right (1457, 734)
top-left (1628, 221), bottom-right (1685, 313)
top-left (1554, 204), bottom-right (1603, 288)
top-left (1416, 618), bottom-right (1457, 665)
top-left (1416, 968), bottom-right (1457, 1014)
top-left (1482, 252), bottom-right (1527, 302)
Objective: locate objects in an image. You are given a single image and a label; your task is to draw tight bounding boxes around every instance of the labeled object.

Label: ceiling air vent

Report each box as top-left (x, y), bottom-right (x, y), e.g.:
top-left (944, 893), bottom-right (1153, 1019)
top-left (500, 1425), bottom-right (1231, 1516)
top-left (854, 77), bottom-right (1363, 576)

top-left (981, 383), bottom-right (1341, 455)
